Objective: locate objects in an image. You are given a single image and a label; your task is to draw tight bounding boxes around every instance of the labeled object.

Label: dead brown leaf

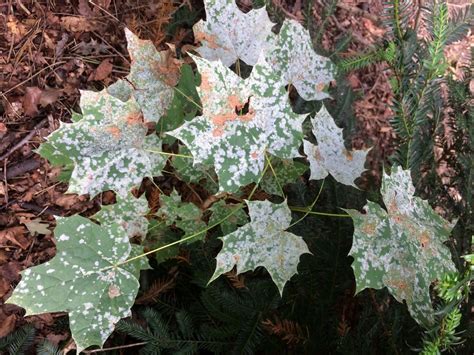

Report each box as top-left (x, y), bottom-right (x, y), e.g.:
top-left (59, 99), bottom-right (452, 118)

top-left (6, 15), bottom-right (27, 44)
top-left (88, 59), bottom-right (113, 81)
top-left (0, 314), bottom-right (16, 337)
top-left (0, 226), bottom-right (30, 249)
top-left (23, 87), bottom-right (62, 116)
top-left (23, 87), bottom-right (43, 116)
top-left (61, 16), bottom-right (98, 32)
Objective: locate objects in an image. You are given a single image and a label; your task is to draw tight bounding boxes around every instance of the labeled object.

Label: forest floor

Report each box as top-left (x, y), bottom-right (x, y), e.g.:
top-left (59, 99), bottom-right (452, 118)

top-left (0, 0), bottom-right (471, 351)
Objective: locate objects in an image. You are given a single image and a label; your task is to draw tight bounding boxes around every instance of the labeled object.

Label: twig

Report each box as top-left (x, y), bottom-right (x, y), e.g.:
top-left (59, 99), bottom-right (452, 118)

top-left (3, 159), bottom-right (8, 205)
top-left (18, 202), bottom-right (62, 216)
top-left (0, 119), bottom-right (48, 162)
top-left (1, 158), bottom-right (40, 180)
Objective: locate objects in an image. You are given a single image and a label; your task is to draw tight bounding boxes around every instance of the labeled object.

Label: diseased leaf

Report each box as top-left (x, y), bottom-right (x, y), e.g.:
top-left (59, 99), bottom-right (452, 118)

top-left (209, 200), bottom-right (248, 235)
top-left (209, 199), bottom-right (310, 295)
top-left (304, 106), bottom-right (368, 188)
top-left (169, 55), bottom-right (305, 192)
top-left (157, 189), bottom-right (206, 240)
top-left (262, 19), bottom-right (334, 101)
top-left (194, 0), bottom-right (275, 66)
top-left (107, 28), bottom-right (174, 123)
top-left (39, 90), bottom-right (166, 197)
top-left (159, 64), bottom-right (201, 132)
top-left (143, 220), bottom-right (181, 264)
top-left (261, 157), bottom-right (308, 196)
top-left (7, 215), bottom-right (141, 353)
top-left (93, 194), bottom-right (149, 240)
top-left (344, 167), bottom-right (456, 326)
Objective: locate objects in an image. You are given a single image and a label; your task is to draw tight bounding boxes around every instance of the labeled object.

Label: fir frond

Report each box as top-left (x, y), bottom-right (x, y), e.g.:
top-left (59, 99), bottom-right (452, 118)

top-left (262, 317), bottom-right (308, 345)
top-left (36, 340), bottom-right (62, 355)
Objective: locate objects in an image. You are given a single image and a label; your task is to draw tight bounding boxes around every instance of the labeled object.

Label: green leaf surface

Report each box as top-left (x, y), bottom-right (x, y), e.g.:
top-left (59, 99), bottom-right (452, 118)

top-left (107, 28), bottom-right (174, 123)
top-left (40, 90), bottom-right (166, 197)
top-left (210, 199), bottom-right (310, 295)
top-left (344, 167), bottom-right (456, 326)
top-left (157, 189), bottom-right (206, 241)
top-left (93, 194), bottom-right (149, 240)
top-left (261, 157), bottom-right (308, 196)
top-left (144, 220), bottom-right (181, 264)
top-left (194, 0), bottom-right (275, 66)
top-left (304, 106), bottom-right (369, 188)
top-left (168, 55), bottom-right (305, 192)
top-left (209, 200), bottom-right (248, 235)
top-left (159, 64), bottom-right (201, 132)
top-left (171, 145), bottom-right (218, 192)
top-left (7, 216), bottom-right (141, 353)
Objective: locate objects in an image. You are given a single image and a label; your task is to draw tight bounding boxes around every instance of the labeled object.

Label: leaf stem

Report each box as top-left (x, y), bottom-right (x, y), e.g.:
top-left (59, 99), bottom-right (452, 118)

top-left (173, 86), bottom-right (202, 110)
top-left (264, 152), bottom-right (285, 197)
top-left (289, 206), bottom-right (350, 218)
top-left (110, 160), bottom-right (270, 269)
top-left (144, 149), bottom-right (193, 159)
top-left (288, 179), bottom-right (325, 228)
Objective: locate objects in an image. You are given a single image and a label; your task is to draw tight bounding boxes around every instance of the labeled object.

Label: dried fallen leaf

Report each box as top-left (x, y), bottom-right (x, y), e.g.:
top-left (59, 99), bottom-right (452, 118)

top-left (23, 87), bottom-right (62, 116)
top-left (23, 87), bottom-right (43, 116)
top-left (0, 226), bottom-right (30, 249)
top-left (0, 314), bottom-right (16, 337)
top-left (6, 15), bottom-right (27, 44)
top-left (22, 218), bottom-right (51, 236)
top-left (88, 59), bottom-right (113, 81)
top-left (61, 16), bottom-right (98, 32)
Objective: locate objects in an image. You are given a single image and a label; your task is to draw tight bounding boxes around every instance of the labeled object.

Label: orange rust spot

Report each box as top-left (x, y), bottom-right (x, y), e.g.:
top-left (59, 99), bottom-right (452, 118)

top-left (210, 94), bottom-right (255, 129)
top-left (362, 223), bottom-right (376, 235)
top-left (419, 231), bottom-right (430, 248)
top-left (313, 147), bottom-right (322, 161)
top-left (212, 127), bottom-right (224, 137)
top-left (388, 198), bottom-right (398, 214)
top-left (194, 30), bottom-right (221, 49)
top-left (233, 254), bottom-right (241, 263)
top-left (251, 151), bottom-right (258, 159)
top-left (343, 149), bottom-right (353, 161)
top-left (105, 125), bottom-right (122, 139)
top-left (126, 112), bottom-right (144, 125)
top-left (200, 73), bottom-right (211, 91)
top-left (315, 83), bottom-right (325, 92)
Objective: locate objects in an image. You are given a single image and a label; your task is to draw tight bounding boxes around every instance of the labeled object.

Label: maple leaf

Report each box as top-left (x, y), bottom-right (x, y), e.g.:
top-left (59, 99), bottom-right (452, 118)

top-left (157, 189), bottom-right (206, 240)
top-left (251, 19), bottom-right (334, 101)
top-left (107, 28), bottom-right (175, 123)
top-left (39, 90), bottom-right (166, 197)
top-left (193, 0), bottom-right (275, 66)
top-left (344, 167), bottom-right (456, 326)
top-left (7, 216), bottom-right (145, 353)
top-left (303, 106), bottom-right (369, 188)
top-left (168, 55), bottom-right (305, 192)
top-left (261, 157), bottom-right (308, 197)
top-left (209, 200), bottom-right (310, 295)
top-left (93, 194), bottom-right (149, 240)
top-left (209, 200), bottom-right (248, 234)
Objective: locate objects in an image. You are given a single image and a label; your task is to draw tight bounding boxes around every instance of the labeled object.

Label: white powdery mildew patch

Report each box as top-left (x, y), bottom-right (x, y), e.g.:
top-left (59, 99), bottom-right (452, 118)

top-left (6, 215), bottom-right (142, 353)
top-left (209, 199), bottom-right (310, 295)
top-left (93, 193), bottom-right (149, 240)
top-left (304, 105), bottom-right (369, 188)
top-left (194, 0), bottom-right (275, 66)
top-left (107, 28), bottom-right (174, 123)
top-left (42, 89), bottom-right (166, 197)
top-left (263, 19), bottom-right (334, 101)
top-left (343, 166), bottom-right (457, 327)
top-left (168, 56), bottom-right (305, 193)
